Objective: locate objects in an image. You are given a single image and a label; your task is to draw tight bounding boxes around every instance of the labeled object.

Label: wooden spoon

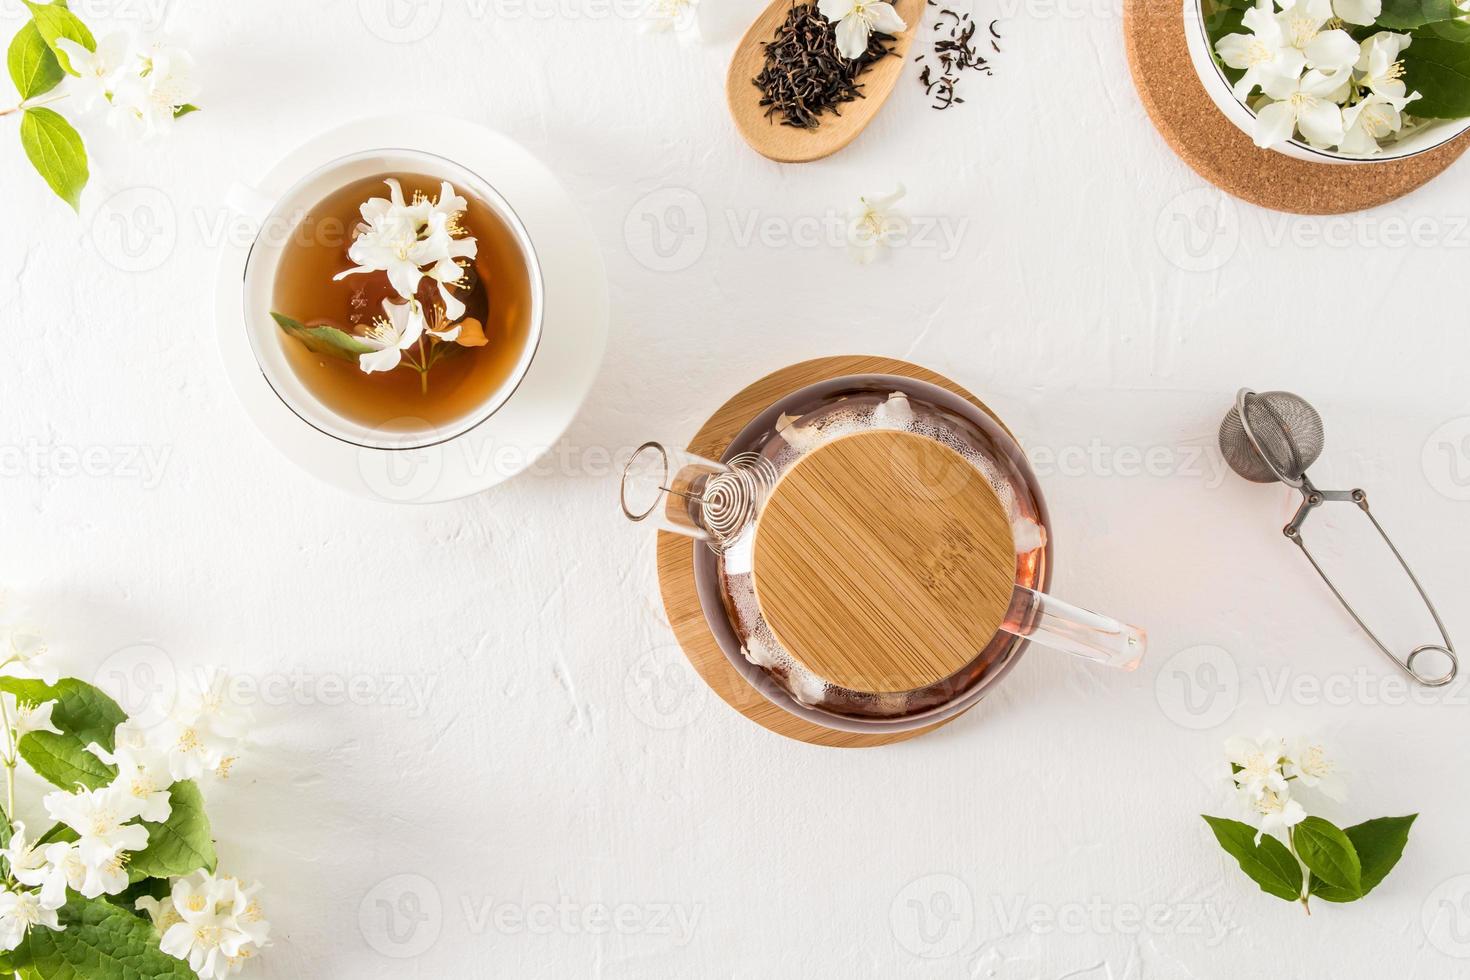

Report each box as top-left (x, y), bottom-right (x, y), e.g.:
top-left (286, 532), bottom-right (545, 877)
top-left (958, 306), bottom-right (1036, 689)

top-left (726, 0), bottom-right (925, 164)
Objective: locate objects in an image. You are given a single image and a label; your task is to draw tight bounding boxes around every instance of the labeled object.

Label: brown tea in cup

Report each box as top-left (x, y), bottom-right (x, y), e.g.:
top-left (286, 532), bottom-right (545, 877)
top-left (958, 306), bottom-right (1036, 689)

top-left (270, 172), bottom-right (535, 431)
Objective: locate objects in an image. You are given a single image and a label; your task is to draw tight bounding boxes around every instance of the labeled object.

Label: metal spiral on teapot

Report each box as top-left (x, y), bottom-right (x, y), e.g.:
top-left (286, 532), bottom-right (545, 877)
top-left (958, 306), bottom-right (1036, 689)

top-left (620, 443), bottom-right (778, 548)
top-left (692, 453), bottom-right (779, 544)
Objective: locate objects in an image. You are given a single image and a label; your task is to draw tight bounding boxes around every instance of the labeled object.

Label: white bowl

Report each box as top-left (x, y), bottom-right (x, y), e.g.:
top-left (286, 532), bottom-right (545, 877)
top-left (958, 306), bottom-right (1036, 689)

top-left (1184, 0), bottom-right (1470, 163)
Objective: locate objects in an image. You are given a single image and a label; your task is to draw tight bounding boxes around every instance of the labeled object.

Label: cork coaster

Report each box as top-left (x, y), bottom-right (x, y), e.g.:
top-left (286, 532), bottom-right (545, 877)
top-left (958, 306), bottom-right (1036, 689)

top-left (654, 355), bottom-right (1032, 748)
top-left (1124, 0), bottom-right (1470, 214)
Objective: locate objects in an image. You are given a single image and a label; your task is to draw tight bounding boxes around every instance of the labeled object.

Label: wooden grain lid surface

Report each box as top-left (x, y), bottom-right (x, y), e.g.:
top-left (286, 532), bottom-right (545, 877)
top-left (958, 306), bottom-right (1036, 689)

top-left (752, 429), bottom-right (1015, 694)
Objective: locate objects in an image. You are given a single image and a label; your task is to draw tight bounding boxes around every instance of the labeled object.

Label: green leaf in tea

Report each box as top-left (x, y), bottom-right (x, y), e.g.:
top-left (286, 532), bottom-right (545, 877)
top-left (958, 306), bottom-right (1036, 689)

top-left (127, 780), bottom-right (218, 879)
top-left (1293, 816), bottom-right (1362, 898)
top-left (19, 106), bottom-right (88, 211)
top-left (21, 0), bottom-right (95, 75)
top-left (0, 676), bottom-right (125, 789)
top-left (1202, 815), bottom-right (1304, 902)
top-left (271, 312), bottom-right (375, 361)
top-left (7, 21), bottom-right (64, 100)
top-left (1402, 36), bottom-right (1470, 118)
top-left (1310, 814), bottom-right (1416, 902)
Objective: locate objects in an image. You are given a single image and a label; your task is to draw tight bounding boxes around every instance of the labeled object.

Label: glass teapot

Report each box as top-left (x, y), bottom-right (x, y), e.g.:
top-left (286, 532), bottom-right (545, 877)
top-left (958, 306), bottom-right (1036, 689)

top-left (622, 374), bottom-right (1146, 731)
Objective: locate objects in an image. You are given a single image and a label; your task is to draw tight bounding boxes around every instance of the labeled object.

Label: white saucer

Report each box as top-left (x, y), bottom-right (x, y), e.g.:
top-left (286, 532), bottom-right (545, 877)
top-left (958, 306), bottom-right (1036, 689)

top-left (215, 115), bottom-right (608, 503)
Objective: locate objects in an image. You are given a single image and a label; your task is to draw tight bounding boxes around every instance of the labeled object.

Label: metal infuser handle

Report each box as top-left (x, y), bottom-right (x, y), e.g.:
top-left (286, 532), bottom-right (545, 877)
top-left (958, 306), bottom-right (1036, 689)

top-left (1221, 388), bottom-right (1459, 690)
top-left (1285, 479), bottom-right (1458, 688)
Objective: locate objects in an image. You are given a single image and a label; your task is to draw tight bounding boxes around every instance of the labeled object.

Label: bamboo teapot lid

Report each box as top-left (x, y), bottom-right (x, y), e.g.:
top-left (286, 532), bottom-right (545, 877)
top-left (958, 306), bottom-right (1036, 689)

top-left (752, 429), bottom-right (1016, 694)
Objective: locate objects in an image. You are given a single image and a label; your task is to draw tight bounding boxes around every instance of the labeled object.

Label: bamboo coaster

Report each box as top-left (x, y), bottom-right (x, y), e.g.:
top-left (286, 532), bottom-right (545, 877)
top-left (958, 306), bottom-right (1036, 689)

top-left (653, 355), bottom-right (1024, 748)
top-left (1124, 0), bottom-right (1470, 214)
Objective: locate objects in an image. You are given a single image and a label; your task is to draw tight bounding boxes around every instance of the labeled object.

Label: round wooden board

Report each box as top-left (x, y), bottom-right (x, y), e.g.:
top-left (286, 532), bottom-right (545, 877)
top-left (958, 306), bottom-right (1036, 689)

top-left (754, 430), bottom-right (1015, 694)
top-left (1123, 0), bottom-right (1470, 214)
top-left (654, 355), bottom-right (1012, 747)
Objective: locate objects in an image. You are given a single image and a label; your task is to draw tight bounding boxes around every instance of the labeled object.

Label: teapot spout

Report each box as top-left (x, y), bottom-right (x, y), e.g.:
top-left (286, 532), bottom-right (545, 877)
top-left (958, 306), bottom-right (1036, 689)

top-left (1002, 586), bottom-right (1146, 670)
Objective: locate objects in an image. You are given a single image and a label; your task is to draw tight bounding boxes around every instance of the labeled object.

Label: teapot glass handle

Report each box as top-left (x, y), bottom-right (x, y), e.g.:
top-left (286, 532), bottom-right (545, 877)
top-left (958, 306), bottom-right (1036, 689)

top-left (1002, 586), bottom-right (1146, 670)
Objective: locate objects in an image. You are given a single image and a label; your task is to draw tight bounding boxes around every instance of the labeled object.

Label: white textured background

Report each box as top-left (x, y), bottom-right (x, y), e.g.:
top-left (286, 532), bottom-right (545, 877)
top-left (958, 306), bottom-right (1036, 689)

top-left (5, 0), bottom-right (1470, 976)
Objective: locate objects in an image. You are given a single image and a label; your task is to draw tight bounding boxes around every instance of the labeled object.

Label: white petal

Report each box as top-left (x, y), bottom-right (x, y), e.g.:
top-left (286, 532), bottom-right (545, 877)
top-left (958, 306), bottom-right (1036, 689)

top-left (1296, 97), bottom-right (1345, 146)
top-left (866, 2), bottom-right (907, 34)
top-left (1372, 77), bottom-right (1408, 102)
top-left (437, 282), bottom-right (466, 322)
top-left (1232, 66), bottom-right (1262, 101)
top-left (1259, 67), bottom-right (1304, 101)
top-left (1304, 29), bottom-right (1359, 72)
top-left (818, 0), bottom-right (855, 20)
top-left (359, 347), bottom-right (402, 374)
top-left (386, 261), bottom-right (423, 301)
top-left (1332, 0), bottom-right (1379, 25)
top-left (331, 265), bottom-right (373, 282)
top-left (1215, 33), bottom-right (1256, 70)
top-left (1253, 99), bottom-right (1299, 148)
top-left (834, 15), bottom-right (870, 59)
top-left (160, 922), bottom-right (194, 958)
top-left (1241, 5), bottom-right (1277, 36)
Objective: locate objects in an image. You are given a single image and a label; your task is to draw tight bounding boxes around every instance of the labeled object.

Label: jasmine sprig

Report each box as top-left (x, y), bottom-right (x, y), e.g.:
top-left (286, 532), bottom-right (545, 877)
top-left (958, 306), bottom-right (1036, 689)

top-left (4, 1), bottom-right (200, 211)
top-left (1204, 733), bottom-right (1415, 914)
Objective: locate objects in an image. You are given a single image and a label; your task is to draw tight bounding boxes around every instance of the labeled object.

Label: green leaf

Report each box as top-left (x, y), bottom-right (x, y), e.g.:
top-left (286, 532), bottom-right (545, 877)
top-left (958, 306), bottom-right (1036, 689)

top-left (1294, 816), bottom-right (1362, 898)
top-left (0, 808), bottom-right (11, 879)
top-left (1415, 19), bottom-right (1470, 42)
top-left (127, 781), bottom-right (216, 879)
top-left (0, 677), bottom-right (124, 789)
top-left (7, 21), bottom-right (64, 100)
top-left (171, 103), bottom-right (199, 119)
top-left (34, 822), bottom-right (78, 848)
top-left (1205, 5), bottom-right (1248, 87)
top-left (112, 876), bottom-right (169, 911)
top-left (1202, 815), bottom-right (1303, 902)
top-left (19, 107), bottom-right (87, 212)
top-left (1379, 0), bottom-right (1461, 29)
top-left (1403, 36), bottom-right (1470, 118)
top-left (14, 895), bottom-right (197, 980)
top-left (1311, 815), bottom-right (1416, 902)
top-left (21, 0), bottom-right (94, 76)
top-left (271, 312), bottom-right (374, 360)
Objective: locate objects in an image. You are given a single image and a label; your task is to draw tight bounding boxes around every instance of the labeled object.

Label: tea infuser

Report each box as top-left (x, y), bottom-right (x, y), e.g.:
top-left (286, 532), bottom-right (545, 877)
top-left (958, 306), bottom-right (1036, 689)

top-left (1219, 388), bottom-right (1458, 688)
top-left (620, 442), bottom-right (779, 548)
